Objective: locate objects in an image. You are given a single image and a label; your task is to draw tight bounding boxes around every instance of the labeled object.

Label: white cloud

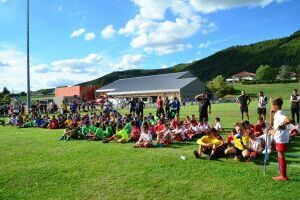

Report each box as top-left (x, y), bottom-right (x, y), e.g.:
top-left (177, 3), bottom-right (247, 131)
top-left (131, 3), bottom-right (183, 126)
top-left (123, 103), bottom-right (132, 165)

top-left (132, 0), bottom-right (173, 20)
top-left (118, 0), bottom-right (288, 55)
top-left (160, 64), bottom-right (168, 69)
top-left (202, 22), bottom-right (217, 35)
top-left (113, 54), bottom-right (146, 71)
top-left (101, 25), bottom-right (116, 39)
top-left (50, 53), bottom-right (102, 74)
top-left (46, 78), bottom-right (79, 88)
top-left (85, 32), bottom-right (96, 41)
top-left (199, 41), bottom-right (212, 48)
top-left (119, 0), bottom-right (202, 55)
top-left (0, 46), bottom-right (148, 91)
top-left (32, 64), bottom-right (49, 73)
top-left (71, 28), bottom-right (85, 38)
top-left (189, 0), bottom-right (287, 13)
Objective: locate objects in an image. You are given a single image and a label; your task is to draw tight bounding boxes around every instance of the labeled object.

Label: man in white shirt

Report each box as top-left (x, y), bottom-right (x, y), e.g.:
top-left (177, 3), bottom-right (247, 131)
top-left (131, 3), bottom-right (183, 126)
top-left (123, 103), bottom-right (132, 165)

top-left (269, 98), bottom-right (290, 181)
top-left (258, 91), bottom-right (268, 120)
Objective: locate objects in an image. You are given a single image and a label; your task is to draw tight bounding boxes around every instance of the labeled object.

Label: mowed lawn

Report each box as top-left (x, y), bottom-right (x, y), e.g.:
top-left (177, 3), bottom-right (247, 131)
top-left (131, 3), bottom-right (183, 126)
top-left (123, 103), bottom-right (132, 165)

top-left (1, 102), bottom-right (300, 200)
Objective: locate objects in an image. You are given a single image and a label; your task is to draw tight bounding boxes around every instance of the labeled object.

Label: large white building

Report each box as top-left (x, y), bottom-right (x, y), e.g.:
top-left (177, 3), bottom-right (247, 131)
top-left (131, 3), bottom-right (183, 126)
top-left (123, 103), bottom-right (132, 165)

top-left (96, 71), bottom-right (206, 103)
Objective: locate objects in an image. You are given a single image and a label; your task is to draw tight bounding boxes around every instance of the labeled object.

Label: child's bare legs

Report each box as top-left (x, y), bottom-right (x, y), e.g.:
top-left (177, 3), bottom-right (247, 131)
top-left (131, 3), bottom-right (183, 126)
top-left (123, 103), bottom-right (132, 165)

top-left (157, 132), bottom-right (163, 143)
top-left (198, 145), bottom-right (205, 157)
top-left (273, 151), bottom-right (288, 180)
top-left (225, 147), bottom-right (236, 155)
top-left (242, 149), bottom-right (250, 158)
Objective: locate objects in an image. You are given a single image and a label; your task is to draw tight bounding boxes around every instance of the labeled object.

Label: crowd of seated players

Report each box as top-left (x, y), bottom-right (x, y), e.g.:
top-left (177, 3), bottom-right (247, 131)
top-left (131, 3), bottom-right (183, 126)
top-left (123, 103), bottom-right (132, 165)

top-left (4, 110), bottom-right (299, 161)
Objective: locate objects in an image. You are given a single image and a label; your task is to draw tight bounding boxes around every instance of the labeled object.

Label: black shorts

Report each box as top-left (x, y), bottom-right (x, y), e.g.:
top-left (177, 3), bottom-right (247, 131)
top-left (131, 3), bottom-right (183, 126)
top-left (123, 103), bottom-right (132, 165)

top-left (257, 108), bottom-right (266, 115)
top-left (234, 147), bottom-right (243, 156)
top-left (240, 107), bottom-right (248, 113)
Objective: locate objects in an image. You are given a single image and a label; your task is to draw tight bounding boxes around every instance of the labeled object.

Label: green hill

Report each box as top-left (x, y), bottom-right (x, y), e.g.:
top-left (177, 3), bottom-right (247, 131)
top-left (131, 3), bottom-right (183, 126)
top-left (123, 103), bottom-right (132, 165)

top-left (80, 29), bottom-right (300, 86)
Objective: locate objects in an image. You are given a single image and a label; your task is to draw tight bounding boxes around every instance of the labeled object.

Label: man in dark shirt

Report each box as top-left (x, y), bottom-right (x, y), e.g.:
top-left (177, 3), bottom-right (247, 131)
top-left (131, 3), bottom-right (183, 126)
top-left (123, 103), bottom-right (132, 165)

top-left (290, 89), bottom-right (300, 123)
top-left (128, 98), bottom-right (136, 114)
top-left (197, 94), bottom-right (211, 123)
top-left (237, 91), bottom-right (251, 121)
top-left (164, 97), bottom-right (170, 118)
top-left (136, 98), bottom-right (145, 118)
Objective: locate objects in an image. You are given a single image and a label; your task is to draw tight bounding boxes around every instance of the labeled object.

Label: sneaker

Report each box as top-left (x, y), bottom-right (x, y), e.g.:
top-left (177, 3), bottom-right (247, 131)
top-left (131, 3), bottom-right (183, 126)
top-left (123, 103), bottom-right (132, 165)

top-left (272, 176), bottom-right (288, 181)
top-left (208, 154), bottom-right (216, 160)
top-left (193, 150), bottom-right (200, 159)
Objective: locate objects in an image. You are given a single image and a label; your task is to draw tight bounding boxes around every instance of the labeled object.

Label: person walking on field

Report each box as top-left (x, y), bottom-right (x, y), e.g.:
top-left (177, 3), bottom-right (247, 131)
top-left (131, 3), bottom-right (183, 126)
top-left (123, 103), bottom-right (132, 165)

top-left (290, 89), bottom-right (300, 123)
top-left (237, 91), bottom-right (251, 121)
top-left (258, 91), bottom-right (268, 120)
top-left (196, 94), bottom-right (211, 123)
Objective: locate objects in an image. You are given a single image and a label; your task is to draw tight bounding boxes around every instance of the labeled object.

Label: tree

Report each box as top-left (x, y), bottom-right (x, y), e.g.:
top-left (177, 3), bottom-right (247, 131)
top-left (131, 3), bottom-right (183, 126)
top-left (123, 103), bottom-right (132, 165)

top-left (278, 65), bottom-right (293, 80)
top-left (256, 65), bottom-right (277, 81)
top-left (2, 94), bottom-right (11, 103)
top-left (207, 75), bottom-right (234, 98)
top-left (41, 89), bottom-right (49, 96)
top-left (20, 92), bottom-right (27, 96)
top-left (2, 87), bottom-right (10, 95)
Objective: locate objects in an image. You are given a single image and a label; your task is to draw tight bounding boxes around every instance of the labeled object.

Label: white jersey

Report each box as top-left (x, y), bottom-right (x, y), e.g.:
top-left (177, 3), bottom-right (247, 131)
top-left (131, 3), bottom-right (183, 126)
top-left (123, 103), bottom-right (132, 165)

top-left (258, 96), bottom-right (268, 108)
top-left (273, 110), bottom-right (290, 144)
top-left (138, 132), bottom-right (152, 143)
top-left (214, 122), bottom-right (223, 131)
top-left (289, 123), bottom-right (299, 132)
top-left (250, 137), bottom-right (262, 152)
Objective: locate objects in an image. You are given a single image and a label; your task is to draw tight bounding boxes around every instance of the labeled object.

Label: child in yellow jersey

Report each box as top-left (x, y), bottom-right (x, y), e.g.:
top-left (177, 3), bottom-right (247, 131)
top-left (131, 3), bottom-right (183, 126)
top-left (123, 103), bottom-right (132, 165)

top-left (225, 123), bottom-right (250, 160)
top-left (193, 128), bottom-right (224, 160)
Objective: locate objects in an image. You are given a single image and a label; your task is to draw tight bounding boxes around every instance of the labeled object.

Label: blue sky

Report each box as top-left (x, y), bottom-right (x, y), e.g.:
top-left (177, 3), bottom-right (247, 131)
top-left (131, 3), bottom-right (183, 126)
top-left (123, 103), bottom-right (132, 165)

top-left (0, 0), bottom-right (299, 91)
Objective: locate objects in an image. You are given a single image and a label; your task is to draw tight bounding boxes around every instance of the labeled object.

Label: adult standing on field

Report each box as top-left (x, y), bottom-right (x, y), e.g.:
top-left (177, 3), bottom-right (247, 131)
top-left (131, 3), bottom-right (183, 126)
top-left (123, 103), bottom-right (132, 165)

top-left (237, 91), bottom-right (251, 121)
top-left (136, 98), bottom-right (145, 118)
top-left (156, 96), bottom-right (164, 117)
top-left (164, 97), bottom-right (170, 118)
top-left (258, 91), bottom-right (268, 120)
top-left (128, 98), bottom-right (136, 115)
top-left (196, 94), bottom-right (211, 123)
top-left (290, 89), bottom-right (300, 123)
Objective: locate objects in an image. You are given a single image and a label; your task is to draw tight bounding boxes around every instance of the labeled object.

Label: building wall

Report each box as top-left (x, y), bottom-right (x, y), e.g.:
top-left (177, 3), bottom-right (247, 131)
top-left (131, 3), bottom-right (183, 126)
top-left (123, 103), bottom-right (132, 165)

top-left (55, 86), bottom-right (97, 101)
top-left (55, 86), bottom-right (81, 97)
top-left (180, 79), bottom-right (205, 102)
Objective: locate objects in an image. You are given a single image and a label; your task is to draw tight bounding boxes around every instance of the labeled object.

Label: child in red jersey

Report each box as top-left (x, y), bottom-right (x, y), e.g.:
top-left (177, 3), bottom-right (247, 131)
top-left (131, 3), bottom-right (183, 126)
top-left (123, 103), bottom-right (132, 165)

top-left (48, 116), bottom-right (59, 129)
top-left (130, 121), bottom-right (141, 142)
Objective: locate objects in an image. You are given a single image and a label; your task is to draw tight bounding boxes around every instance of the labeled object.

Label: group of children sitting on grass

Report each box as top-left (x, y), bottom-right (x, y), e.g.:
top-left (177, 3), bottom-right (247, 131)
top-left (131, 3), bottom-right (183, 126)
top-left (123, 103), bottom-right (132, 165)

top-left (4, 111), bottom-right (299, 161)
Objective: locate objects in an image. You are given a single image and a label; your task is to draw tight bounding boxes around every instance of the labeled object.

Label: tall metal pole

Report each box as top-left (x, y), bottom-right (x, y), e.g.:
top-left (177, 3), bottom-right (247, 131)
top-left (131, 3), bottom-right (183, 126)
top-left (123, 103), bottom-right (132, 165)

top-left (26, 0), bottom-right (31, 113)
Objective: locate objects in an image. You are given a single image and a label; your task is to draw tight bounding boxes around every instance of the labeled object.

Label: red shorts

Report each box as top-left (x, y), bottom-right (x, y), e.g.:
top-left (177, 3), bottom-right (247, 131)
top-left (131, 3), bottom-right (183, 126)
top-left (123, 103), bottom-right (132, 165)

top-left (276, 143), bottom-right (287, 152)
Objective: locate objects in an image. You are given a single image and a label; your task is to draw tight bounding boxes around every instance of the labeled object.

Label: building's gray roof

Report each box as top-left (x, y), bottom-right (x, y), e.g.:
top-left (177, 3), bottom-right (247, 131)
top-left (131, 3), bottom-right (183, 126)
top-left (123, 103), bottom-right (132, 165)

top-left (96, 71), bottom-right (198, 95)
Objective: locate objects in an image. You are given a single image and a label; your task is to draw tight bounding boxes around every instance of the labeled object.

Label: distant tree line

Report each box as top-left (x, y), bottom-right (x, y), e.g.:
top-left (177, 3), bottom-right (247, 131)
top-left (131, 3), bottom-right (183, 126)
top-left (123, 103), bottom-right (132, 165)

top-left (256, 64), bottom-right (300, 81)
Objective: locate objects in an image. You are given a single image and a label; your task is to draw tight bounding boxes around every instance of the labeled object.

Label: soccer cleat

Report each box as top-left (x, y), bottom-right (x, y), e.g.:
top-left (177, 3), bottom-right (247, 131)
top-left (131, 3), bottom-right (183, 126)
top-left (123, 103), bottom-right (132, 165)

top-left (193, 150), bottom-right (200, 159)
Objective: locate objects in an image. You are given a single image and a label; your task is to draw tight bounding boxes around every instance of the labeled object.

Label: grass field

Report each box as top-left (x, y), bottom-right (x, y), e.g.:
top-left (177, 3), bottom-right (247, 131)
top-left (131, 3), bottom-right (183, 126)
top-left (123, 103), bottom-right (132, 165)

top-left (1, 102), bottom-right (300, 199)
top-left (233, 83), bottom-right (299, 99)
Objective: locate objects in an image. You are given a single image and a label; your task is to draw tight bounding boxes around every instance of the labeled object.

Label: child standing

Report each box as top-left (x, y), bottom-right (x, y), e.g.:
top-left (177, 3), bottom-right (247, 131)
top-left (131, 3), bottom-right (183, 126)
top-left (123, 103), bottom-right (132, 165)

top-left (269, 98), bottom-right (290, 181)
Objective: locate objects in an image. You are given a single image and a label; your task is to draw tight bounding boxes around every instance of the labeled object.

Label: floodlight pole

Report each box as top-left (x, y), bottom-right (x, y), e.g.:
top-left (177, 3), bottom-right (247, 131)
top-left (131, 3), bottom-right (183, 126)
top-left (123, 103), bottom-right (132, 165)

top-left (26, 0), bottom-right (31, 113)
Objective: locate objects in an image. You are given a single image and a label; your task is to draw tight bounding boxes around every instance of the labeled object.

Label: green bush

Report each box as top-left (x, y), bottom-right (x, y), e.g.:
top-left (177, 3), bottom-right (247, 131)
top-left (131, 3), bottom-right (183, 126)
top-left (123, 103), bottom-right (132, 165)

top-left (241, 79), bottom-right (299, 85)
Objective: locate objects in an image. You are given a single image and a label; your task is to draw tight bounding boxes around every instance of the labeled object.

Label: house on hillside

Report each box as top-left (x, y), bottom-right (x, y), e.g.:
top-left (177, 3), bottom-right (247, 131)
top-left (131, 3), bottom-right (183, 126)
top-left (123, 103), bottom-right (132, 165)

top-left (95, 71), bottom-right (206, 103)
top-left (226, 71), bottom-right (257, 84)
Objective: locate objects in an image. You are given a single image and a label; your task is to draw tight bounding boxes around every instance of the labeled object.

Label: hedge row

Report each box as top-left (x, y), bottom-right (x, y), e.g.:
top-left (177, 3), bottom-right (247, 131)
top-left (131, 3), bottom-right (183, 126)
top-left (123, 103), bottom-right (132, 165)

top-left (241, 79), bottom-right (299, 85)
